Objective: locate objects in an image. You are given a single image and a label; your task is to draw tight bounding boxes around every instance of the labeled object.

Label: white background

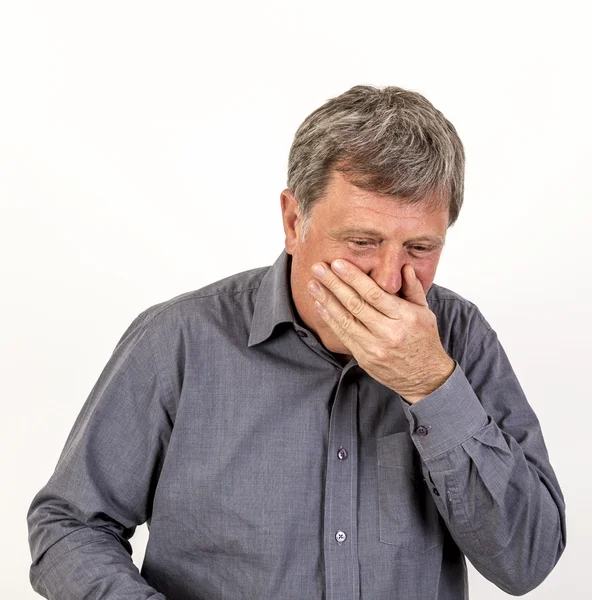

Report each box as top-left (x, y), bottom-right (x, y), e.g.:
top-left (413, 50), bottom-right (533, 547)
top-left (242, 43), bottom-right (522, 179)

top-left (1, 0), bottom-right (589, 597)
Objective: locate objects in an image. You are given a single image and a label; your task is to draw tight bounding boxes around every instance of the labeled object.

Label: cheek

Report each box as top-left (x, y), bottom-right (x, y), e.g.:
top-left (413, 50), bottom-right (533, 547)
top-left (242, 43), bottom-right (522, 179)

top-left (413, 260), bottom-right (439, 291)
top-left (416, 268), bottom-right (436, 294)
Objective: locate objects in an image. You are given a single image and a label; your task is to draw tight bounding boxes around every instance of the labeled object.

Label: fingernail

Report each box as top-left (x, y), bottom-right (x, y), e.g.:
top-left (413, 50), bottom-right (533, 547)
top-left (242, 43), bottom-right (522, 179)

top-left (332, 260), bottom-right (345, 273)
top-left (315, 301), bottom-right (327, 315)
top-left (308, 280), bottom-right (321, 294)
top-left (312, 263), bottom-right (326, 277)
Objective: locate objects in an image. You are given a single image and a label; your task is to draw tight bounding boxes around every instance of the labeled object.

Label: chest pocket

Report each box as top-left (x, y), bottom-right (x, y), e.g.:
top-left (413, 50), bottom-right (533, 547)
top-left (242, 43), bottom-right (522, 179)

top-left (377, 431), bottom-right (444, 553)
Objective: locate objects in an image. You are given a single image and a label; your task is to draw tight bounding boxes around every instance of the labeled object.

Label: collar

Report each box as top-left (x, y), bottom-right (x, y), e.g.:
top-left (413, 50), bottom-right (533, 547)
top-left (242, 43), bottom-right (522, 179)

top-left (248, 250), bottom-right (297, 347)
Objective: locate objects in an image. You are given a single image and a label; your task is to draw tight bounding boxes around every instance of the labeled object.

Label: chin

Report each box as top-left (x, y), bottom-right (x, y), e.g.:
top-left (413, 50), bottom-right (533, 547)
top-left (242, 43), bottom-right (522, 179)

top-left (327, 342), bottom-right (350, 355)
top-left (318, 332), bottom-right (350, 355)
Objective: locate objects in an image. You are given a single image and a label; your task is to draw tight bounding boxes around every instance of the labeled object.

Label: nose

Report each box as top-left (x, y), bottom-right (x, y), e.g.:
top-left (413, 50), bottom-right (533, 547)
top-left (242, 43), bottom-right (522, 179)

top-left (369, 251), bottom-right (405, 296)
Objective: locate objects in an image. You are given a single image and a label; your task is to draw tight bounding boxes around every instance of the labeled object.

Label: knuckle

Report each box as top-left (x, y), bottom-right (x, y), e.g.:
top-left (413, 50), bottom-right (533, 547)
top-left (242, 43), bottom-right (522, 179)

top-left (370, 346), bottom-right (388, 362)
top-left (325, 276), bottom-right (340, 292)
top-left (387, 325), bottom-right (404, 345)
top-left (338, 311), bottom-right (355, 332)
top-left (365, 286), bottom-right (384, 304)
top-left (345, 293), bottom-right (365, 316)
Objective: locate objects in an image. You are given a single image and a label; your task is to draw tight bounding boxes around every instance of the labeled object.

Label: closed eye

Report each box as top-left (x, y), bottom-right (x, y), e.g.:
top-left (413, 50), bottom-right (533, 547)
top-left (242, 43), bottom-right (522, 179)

top-left (348, 239), bottom-right (380, 252)
top-left (347, 239), bottom-right (439, 255)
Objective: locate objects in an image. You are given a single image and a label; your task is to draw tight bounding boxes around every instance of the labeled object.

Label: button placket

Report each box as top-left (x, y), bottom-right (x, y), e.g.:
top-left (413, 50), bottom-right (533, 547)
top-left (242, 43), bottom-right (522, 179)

top-left (323, 374), bottom-right (360, 600)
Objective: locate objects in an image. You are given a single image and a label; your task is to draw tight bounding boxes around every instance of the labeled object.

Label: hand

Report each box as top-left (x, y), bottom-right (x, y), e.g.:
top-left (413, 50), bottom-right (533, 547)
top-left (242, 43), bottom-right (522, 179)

top-left (307, 259), bottom-right (455, 404)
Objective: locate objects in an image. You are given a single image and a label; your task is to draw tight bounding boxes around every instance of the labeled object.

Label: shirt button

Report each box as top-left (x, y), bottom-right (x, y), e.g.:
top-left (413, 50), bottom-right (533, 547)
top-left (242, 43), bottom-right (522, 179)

top-left (296, 330), bottom-right (308, 338)
top-left (335, 531), bottom-right (347, 544)
top-left (432, 487), bottom-right (440, 496)
top-left (415, 425), bottom-right (431, 436)
top-left (337, 447), bottom-right (348, 460)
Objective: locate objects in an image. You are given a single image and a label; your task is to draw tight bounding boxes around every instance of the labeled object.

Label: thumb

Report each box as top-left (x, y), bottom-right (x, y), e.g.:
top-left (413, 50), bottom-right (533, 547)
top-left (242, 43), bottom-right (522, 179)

top-left (400, 264), bottom-right (429, 307)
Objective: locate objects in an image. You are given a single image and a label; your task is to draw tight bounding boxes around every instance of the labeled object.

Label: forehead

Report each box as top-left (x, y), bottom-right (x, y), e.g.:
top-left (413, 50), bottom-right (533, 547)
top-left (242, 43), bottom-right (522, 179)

top-left (314, 170), bottom-right (449, 232)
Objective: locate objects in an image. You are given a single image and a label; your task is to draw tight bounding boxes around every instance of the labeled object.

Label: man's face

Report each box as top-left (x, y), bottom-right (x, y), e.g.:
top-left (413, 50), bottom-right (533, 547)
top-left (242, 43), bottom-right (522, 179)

top-left (280, 169), bottom-right (450, 356)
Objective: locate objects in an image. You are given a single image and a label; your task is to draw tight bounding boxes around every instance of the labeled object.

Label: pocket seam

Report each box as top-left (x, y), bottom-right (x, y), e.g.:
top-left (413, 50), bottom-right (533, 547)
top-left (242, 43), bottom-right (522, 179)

top-left (377, 433), bottom-right (443, 553)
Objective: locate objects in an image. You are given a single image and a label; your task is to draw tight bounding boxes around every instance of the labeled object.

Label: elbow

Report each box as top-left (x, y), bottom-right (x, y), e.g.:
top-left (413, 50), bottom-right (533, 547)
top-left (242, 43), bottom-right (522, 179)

top-left (494, 521), bottom-right (567, 596)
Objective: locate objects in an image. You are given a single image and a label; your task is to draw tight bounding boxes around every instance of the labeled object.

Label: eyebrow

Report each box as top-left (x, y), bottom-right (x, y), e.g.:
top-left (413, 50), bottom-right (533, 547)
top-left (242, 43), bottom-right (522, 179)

top-left (329, 227), bottom-right (446, 246)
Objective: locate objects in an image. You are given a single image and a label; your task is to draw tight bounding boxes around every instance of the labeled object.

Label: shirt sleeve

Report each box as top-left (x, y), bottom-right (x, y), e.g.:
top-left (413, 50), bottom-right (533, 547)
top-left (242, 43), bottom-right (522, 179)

top-left (398, 320), bottom-right (567, 596)
top-left (27, 311), bottom-right (174, 600)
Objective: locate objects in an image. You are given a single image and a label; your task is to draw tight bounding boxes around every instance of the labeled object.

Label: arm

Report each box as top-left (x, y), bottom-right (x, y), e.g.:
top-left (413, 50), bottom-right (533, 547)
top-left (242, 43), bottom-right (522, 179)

top-left (399, 327), bottom-right (566, 595)
top-left (27, 311), bottom-right (175, 599)
top-left (308, 258), bottom-right (566, 595)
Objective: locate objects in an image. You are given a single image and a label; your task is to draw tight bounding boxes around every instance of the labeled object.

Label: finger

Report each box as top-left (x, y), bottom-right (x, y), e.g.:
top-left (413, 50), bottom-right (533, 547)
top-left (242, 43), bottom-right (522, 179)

top-left (309, 263), bottom-right (392, 336)
top-left (308, 268), bottom-right (369, 336)
top-left (400, 264), bottom-right (429, 307)
top-left (307, 276), bottom-right (373, 343)
top-left (328, 259), bottom-right (405, 320)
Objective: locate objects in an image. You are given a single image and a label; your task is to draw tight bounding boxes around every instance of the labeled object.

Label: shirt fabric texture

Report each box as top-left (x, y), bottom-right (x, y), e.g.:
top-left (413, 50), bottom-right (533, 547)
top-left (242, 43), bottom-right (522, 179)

top-left (27, 250), bottom-right (567, 599)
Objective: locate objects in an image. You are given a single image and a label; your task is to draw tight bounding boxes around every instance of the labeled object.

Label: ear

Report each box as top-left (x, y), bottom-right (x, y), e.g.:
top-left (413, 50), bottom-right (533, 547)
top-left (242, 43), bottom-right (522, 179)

top-left (280, 189), bottom-right (301, 255)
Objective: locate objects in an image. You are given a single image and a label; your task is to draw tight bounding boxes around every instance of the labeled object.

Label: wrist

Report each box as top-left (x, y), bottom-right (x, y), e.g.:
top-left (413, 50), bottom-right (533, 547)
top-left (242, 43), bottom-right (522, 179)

top-left (403, 356), bottom-right (455, 405)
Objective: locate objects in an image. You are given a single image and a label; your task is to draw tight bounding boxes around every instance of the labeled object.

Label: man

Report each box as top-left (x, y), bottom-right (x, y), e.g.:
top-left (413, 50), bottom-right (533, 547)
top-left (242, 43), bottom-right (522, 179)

top-left (28, 85), bottom-right (566, 599)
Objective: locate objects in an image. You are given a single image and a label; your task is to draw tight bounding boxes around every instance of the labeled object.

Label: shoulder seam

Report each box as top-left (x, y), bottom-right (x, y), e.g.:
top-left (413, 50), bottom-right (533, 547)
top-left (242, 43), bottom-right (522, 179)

top-left (139, 285), bottom-right (263, 326)
top-left (430, 295), bottom-right (493, 334)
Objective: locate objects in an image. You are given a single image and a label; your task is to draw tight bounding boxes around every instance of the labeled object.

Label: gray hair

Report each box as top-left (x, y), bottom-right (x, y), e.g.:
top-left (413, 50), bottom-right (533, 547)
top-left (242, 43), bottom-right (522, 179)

top-left (286, 85), bottom-right (465, 240)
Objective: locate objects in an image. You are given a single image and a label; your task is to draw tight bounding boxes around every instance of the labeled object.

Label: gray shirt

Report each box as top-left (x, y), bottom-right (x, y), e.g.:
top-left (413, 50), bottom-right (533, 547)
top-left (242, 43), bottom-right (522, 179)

top-left (27, 250), bottom-right (566, 599)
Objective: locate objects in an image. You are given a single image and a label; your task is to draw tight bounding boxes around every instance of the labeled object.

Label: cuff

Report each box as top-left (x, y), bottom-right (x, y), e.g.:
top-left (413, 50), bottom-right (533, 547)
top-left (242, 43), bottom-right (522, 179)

top-left (398, 361), bottom-right (488, 460)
